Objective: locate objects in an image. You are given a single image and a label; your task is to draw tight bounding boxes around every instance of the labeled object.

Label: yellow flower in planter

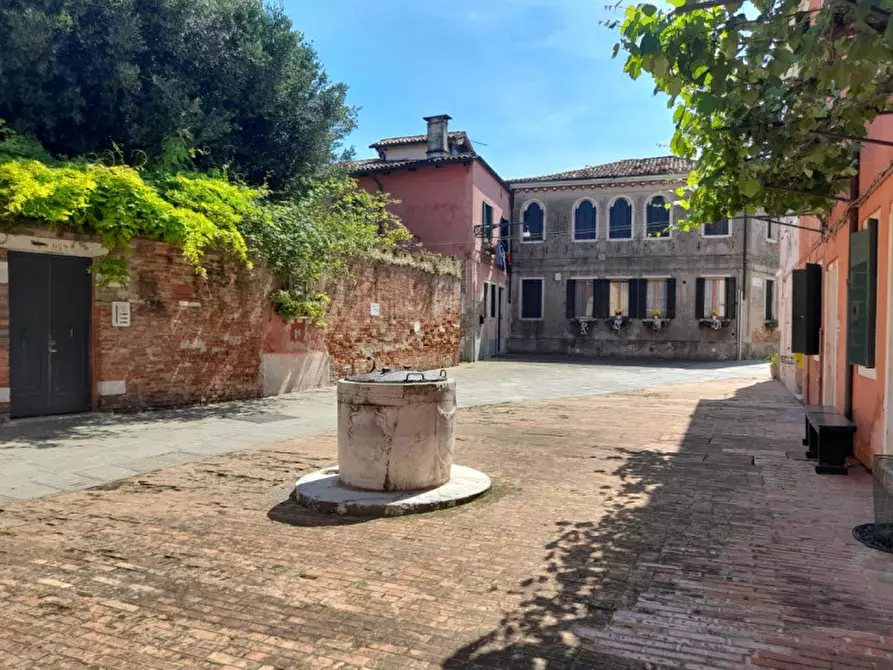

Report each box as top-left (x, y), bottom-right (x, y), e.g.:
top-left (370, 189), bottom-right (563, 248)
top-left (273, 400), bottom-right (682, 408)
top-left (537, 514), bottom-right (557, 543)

top-left (651, 309), bottom-right (662, 318)
top-left (614, 309), bottom-right (623, 316)
top-left (711, 309), bottom-right (720, 317)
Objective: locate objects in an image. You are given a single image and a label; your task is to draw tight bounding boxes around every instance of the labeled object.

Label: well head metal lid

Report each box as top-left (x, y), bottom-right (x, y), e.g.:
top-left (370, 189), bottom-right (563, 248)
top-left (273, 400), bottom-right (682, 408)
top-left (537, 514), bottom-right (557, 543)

top-left (344, 368), bottom-right (448, 384)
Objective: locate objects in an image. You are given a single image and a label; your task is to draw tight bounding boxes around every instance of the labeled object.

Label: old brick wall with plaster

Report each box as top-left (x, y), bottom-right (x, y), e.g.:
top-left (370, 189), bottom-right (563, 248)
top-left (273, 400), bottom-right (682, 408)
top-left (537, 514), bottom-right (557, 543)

top-left (0, 228), bottom-right (461, 418)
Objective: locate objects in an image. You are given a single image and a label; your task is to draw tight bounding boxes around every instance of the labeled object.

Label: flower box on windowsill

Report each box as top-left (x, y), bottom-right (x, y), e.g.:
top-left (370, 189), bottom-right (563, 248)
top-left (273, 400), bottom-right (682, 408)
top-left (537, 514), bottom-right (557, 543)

top-left (640, 318), bottom-right (671, 331)
top-left (606, 315), bottom-right (630, 333)
top-left (570, 316), bottom-right (599, 335)
top-left (764, 319), bottom-right (779, 329)
top-left (698, 317), bottom-right (731, 330)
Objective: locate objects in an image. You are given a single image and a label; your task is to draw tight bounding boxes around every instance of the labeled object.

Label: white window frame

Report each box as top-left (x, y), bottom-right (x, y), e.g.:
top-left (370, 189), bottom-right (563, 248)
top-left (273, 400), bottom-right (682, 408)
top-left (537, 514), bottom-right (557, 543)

top-left (645, 277), bottom-right (670, 315)
top-left (856, 209), bottom-right (881, 377)
top-left (571, 197), bottom-right (598, 243)
top-left (702, 275), bottom-right (729, 318)
top-left (519, 277), bottom-right (545, 321)
top-left (764, 277), bottom-right (776, 321)
top-left (520, 200), bottom-right (546, 244)
top-left (605, 276), bottom-right (633, 316)
top-left (569, 276), bottom-right (598, 317)
top-left (644, 193), bottom-right (673, 241)
top-left (765, 218), bottom-right (777, 243)
top-left (481, 199), bottom-right (495, 241)
top-left (607, 196), bottom-right (634, 241)
top-left (701, 218), bottom-right (732, 238)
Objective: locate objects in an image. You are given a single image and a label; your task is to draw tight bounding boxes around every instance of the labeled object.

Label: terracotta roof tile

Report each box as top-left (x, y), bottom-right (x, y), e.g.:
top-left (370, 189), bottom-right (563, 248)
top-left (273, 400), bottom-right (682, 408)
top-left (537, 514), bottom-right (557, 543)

top-left (344, 153), bottom-right (478, 175)
top-left (370, 131), bottom-right (469, 149)
top-left (510, 156), bottom-right (695, 184)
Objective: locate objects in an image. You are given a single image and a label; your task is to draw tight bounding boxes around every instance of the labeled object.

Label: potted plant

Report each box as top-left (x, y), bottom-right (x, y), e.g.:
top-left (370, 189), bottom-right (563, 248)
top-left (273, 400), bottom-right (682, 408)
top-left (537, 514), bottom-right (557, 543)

top-left (764, 318), bottom-right (779, 329)
top-left (699, 309), bottom-right (730, 330)
top-left (769, 352), bottom-right (779, 379)
top-left (609, 309), bottom-right (628, 333)
top-left (643, 308), bottom-right (667, 331)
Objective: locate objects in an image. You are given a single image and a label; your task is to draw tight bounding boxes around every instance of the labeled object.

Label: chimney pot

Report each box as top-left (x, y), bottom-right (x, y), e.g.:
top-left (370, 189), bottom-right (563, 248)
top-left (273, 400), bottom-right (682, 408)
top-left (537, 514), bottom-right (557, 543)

top-left (423, 114), bottom-right (451, 159)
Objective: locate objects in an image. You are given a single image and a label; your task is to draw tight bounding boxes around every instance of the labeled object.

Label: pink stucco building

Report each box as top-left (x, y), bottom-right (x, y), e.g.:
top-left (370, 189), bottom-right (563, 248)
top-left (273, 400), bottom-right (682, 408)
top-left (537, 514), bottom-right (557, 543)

top-left (349, 115), bottom-right (510, 362)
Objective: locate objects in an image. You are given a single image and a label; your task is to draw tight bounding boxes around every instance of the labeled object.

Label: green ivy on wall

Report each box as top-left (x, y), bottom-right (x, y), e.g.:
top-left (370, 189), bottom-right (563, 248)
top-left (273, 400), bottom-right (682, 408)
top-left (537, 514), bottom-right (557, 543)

top-left (0, 124), bottom-right (415, 322)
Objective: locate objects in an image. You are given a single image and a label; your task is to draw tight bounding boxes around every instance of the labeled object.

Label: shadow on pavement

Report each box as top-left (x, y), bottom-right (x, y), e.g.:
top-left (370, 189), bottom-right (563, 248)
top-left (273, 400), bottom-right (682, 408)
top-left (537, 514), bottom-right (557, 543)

top-left (482, 353), bottom-right (768, 371)
top-left (267, 497), bottom-right (372, 528)
top-left (443, 380), bottom-right (812, 669)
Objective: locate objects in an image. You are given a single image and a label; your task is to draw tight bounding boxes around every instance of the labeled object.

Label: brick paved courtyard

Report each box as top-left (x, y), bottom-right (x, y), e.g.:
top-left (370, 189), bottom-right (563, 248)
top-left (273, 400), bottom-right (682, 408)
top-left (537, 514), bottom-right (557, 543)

top-left (1, 376), bottom-right (892, 669)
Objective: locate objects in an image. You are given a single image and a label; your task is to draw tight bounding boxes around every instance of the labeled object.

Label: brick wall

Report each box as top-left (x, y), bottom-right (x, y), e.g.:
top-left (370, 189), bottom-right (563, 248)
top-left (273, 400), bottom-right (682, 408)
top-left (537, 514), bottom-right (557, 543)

top-left (95, 238), bottom-right (271, 411)
top-left (322, 261), bottom-right (461, 379)
top-left (0, 228), bottom-right (461, 418)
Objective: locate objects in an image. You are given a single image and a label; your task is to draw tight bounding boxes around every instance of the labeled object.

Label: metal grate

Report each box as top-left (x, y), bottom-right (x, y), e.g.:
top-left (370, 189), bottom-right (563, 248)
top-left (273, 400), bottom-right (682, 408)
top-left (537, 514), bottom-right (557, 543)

top-left (852, 455), bottom-right (893, 554)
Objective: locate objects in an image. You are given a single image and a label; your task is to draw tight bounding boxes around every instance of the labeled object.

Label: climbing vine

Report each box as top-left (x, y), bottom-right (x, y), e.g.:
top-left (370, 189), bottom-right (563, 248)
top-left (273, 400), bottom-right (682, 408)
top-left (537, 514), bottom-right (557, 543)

top-left (0, 125), bottom-right (411, 321)
top-left (610, 0), bottom-right (893, 225)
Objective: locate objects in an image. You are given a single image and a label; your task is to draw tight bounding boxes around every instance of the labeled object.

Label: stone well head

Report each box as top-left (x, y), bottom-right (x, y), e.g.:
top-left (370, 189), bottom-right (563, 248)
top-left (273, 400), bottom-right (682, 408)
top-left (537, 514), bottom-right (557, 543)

top-left (336, 369), bottom-right (456, 492)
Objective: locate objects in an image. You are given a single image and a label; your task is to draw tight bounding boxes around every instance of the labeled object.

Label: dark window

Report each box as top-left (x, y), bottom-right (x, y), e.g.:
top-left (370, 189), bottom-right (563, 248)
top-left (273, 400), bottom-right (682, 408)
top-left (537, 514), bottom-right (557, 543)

top-left (499, 217), bottom-right (509, 239)
top-left (574, 201), bottom-right (596, 240)
top-left (766, 220), bottom-right (775, 241)
top-left (704, 218), bottom-right (729, 236)
top-left (522, 202), bottom-right (544, 242)
top-left (521, 279), bottom-right (543, 319)
top-left (490, 283), bottom-right (497, 318)
top-left (482, 202), bottom-right (494, 241)
top-left (792, 264), bottom-right (822, 355)
top-left (609, 198), bottom-right (632, 239)
top-left (847, 219), bottom-right (878, 366)
top-left (646, 196), bottom-right (671, 238)
top-left (765, 279), bottom-right (775, 321)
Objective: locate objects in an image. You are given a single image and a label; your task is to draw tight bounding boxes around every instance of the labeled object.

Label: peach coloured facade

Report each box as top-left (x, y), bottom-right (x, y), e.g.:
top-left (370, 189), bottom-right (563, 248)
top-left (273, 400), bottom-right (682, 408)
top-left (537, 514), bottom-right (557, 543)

top-left (797, 115), bottom-right (893, 467)
top-left (357, 159), bottom-right (509, 362)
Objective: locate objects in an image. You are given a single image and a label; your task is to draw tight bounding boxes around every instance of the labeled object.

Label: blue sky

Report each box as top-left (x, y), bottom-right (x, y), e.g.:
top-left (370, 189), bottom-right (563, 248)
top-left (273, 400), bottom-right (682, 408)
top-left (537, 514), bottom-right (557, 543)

top-left (287, 0), bottom-right (676, 180)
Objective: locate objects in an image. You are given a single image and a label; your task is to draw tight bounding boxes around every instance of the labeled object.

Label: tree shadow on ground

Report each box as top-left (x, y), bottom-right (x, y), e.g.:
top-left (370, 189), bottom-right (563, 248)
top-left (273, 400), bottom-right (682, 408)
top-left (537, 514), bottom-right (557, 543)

top-left (444, 380), bottom-right (799, 669)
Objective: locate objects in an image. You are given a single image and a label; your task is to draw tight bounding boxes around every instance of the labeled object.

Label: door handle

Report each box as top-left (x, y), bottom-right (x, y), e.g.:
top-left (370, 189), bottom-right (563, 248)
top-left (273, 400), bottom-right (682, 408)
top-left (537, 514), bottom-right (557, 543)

top-left (48, 338), bottom-right (57, 354)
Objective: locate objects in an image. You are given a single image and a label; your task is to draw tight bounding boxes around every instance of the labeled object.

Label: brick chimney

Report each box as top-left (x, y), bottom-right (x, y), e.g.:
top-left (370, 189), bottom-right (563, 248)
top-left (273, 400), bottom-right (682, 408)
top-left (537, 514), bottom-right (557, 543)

top-left (424, 114), bottom-right (451, 159)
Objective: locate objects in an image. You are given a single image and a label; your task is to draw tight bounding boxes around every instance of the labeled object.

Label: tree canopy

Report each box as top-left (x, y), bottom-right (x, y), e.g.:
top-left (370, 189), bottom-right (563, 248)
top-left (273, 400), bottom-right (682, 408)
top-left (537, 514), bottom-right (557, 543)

top-left (0, 0), bottom-right (354, 192)
top-left (0, 124), bottom-right (408, 320)
top-left (611, 0), bottom-right (893, 225)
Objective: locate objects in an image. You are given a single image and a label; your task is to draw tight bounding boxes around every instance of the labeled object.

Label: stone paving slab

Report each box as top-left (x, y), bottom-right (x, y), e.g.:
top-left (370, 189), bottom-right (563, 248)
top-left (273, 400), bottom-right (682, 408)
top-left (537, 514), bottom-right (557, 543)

top-left (0, 358), bottom-right (767, 500)
top-left (0, 376), bottom-right (891, 669)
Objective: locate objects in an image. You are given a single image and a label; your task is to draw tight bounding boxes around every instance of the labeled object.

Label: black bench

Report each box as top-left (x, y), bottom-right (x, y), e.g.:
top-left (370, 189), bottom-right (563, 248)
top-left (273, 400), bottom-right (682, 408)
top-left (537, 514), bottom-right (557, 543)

top-left (803, 404), bottom-right (856, 475)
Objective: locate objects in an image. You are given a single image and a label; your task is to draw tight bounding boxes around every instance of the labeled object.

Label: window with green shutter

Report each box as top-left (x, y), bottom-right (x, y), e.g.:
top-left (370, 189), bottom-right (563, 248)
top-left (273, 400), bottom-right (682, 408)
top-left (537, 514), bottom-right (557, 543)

top-left (847, 218), bottom-right (878, 367)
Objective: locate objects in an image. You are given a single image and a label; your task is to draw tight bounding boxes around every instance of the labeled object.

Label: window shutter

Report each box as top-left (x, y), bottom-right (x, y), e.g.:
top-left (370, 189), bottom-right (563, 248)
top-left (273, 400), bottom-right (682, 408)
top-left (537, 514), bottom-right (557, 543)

top-left (695, 278), bottom-right (705, 319)
top-left (566, 280), bottom-right (576, 319)
top-left (591, 280), bottom-right (598, 317)
top-left (792, 264), bottom-right (822, 354)
top-left (628, 279), bottom-right (639, 318)
top-left (726, 277), bottom-right (737, 320)
top-left (594, 279), bottom-right (610, 318)
top-left (847, 218), bottom-right (878, 367)
top-left (666, 279), bottom-right (676, 318)
top-left (637, 279), bottom-right (647, 319)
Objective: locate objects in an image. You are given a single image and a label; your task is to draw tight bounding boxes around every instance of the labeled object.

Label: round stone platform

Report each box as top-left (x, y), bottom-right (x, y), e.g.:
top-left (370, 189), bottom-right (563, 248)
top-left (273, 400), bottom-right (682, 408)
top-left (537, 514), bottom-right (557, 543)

top-left (295, 464), bottom-right (491, 517)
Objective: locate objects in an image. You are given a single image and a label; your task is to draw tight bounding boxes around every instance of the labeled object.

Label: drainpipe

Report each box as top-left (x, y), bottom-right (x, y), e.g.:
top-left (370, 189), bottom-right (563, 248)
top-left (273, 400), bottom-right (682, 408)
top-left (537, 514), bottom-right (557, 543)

top-left (738, 215), bottom-right (749, 360)
top-left (844, 166), bottom-right (860, 419)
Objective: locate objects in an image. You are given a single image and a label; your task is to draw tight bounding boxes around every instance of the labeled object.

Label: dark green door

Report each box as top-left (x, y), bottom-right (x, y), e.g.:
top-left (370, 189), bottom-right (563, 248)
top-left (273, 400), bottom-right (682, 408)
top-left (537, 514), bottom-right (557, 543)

top-left (9, 252), bottom-right (91, 418)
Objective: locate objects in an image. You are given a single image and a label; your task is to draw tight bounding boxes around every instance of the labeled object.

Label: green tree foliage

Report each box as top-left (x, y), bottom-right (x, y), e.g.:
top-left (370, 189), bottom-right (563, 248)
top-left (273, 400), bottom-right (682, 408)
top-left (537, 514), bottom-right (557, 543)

top-left (611, 0), bottom-right (893, 225)
top-left (240, 178), bottom-right (410, 322)
top-left (0, 127), bottom-right (409, 320)
top-left (0, 0), bottom-right (354, 191)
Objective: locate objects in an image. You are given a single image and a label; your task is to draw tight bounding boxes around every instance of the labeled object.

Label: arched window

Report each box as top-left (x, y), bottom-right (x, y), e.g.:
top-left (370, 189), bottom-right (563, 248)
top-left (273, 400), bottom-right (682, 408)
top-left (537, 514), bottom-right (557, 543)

top-left (608, 198), bottom-right (632, 239)
top-left (646, 196), bottom-right (671, 238)
top-left (522, 202), bottom-right (544, 242)
top-left (574, 200), bottom-right (596, 241)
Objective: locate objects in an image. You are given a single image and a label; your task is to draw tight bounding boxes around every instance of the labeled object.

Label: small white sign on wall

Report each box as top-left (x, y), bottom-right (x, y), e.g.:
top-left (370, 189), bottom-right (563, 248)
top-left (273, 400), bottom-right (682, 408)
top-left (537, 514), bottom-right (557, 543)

top-left (0, 262), bottom-right (7, 285)
top-left (370, 302), bottom-right (381, 317)
top-left (752, 277), bottom-right (764, 288)
top-left (112, 301), bottom-right (131, 327)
